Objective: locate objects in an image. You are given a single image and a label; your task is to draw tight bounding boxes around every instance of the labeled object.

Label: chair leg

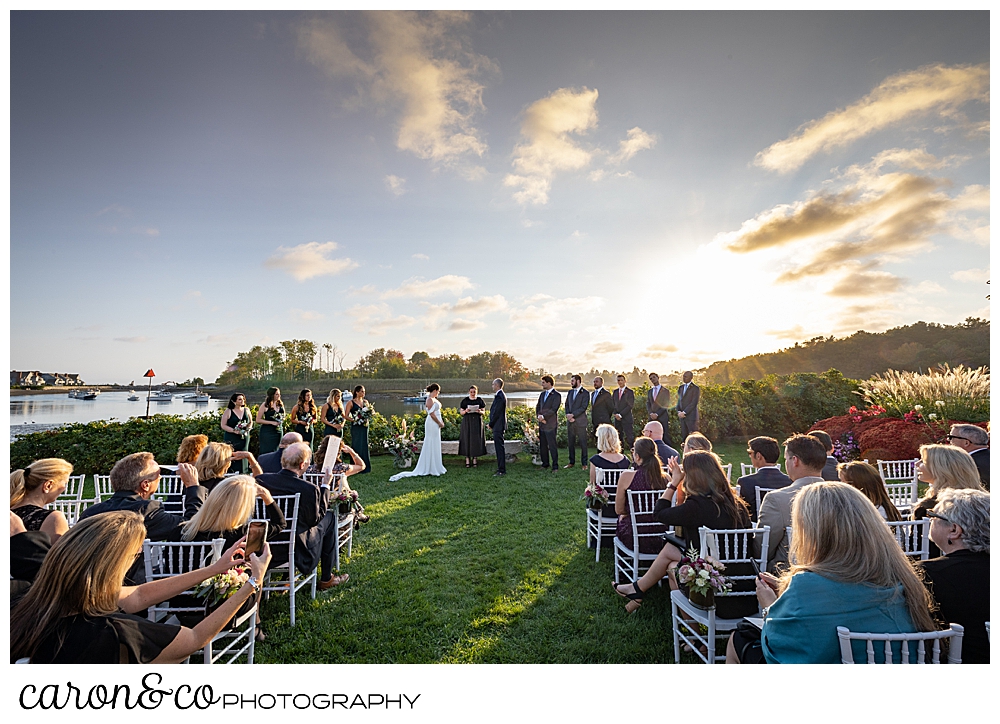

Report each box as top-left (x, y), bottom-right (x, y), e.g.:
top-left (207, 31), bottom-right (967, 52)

top-left (671, 597), bottom-right (681, 664)
top-left (290, 580), bottom-right (296, 627)
top-left (706, 615), bottom-right (716, 665)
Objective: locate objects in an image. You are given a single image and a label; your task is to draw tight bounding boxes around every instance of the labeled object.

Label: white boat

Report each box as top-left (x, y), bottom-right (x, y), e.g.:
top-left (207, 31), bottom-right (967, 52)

top-left (79, 390), bottom-right (98, 400)
top-left (402, 390), bottom-right (430, 403)
top-left (147, 390), bottom-right (174, 402)
top-left (127, 390), bottom-right (139, 401)
top-left (183, 392), bottom-right (211, 403)
top-left (342, 390), bottom-right (353, 402)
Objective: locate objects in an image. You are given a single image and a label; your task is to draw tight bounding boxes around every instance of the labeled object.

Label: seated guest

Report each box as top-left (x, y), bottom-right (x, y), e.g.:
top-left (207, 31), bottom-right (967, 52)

top-left (255, 442), bottom-right (349, 590)
top-left (176, 434), bottom-right (208, 466)
top-left (10, 458), bottom-right (73, 543)
top-left (837, 461), bottom-right (902, 521)
top-left (79, 454), bottom-right (207, 584)
top-left (810, 430), bottom-right (839, 481)
top-left (612, 437), bottom-right (668, 558)
top-left (671, 432), bottom-right (715, 506)
top-left (258, 432), bottom-right (304, 474)
top-left (589, 423), bottom-right (632, 485)
top-left (641, 421), bottom-right (679, 465)
top-left (727, 482), bottom-right (936, 664)
top-left (755, 434), bottom-right (827, 573)
top-left (307, 435), bottom-right (370, 524)
top-left (947, 423), bottom-right (990, 490)
top-left (918, 488), bottom-right (990, 663)
top-left (195, 442), bottom-right (263, 492)
top-left (177, 475), bottom-right (285, 547)
top-left (614, 450), bottom-right (751, 613)
top-left (10, 512), bottom-right (52, 599)
top-left (913, 443), bottom-right (985, 558)
top-left (737, 436), bottom-right (792, 521)
top-left (10, 510), bottom-right (270, 664)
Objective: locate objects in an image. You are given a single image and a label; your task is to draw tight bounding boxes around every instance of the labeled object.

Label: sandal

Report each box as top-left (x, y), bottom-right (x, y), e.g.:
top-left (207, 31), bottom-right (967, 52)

top-left (465, 461), bottom-right (471, 468)
top-left (613, 581), bottom-right (644, 613)
top-left (473, 459), bottom-right (478, 468)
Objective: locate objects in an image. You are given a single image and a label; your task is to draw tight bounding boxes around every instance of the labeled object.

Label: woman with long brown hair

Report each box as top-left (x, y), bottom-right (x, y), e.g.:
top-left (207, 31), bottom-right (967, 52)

top-left (612, 437), bottom-right (666, 557)
top-left (256, 387), bottom-right (284, 455)
top-left (837, 461), bottom-right (902, 521)
top-left (10, 510), bottom-right (270, 663)
top-left (614, 450), bottom-right (750, 612)
top-left (290, 389), bottom-right (318, 451)
top-left (10, 458), bottom-right (73, 543)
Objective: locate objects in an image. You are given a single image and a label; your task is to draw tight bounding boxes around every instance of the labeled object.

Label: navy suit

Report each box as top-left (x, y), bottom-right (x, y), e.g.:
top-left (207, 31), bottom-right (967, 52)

top-left (676, 382), bottom-right (701, 438)
top-left (258, 448), bottom-right (284, 474)
top-left (736, 466), bottom-right (792, 521)
top-left (646, 385), bottom-right (673, 445)
top-left (536, 388), bottom-right (562, 470)
top-left (612, 386), bottom-right (636, 450)
top-left (489, 390), bottom-right (508, 473)
top-left (565, 386), bottom-right (590, 465)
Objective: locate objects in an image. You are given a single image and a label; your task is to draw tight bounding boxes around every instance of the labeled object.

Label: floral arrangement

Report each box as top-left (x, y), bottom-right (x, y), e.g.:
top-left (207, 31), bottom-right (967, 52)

top-left (327, 407), bottom-right (345, 427)
top-left (296, 410), bottom-right (314, 430)
top-left (847, 404), bottom-right (886, 424)
top-left (193, 566), bottom-right (249, 608)
top-left (333, 488), bottom-right (359, 505)
top-left (676, 546), bottom-right (732, 597)
top-left (232, 419), bottom-right (250, 437)
top-left (355, 403), bottom-right (374, 428)
top-left (383, 419), bottom-right (419, 466)
top-left (582, 481), bottom-right (609, 510)
top-left (831, 431), bottom-right (860, 462)
top-left (522, 424), bottom-right (540, 455)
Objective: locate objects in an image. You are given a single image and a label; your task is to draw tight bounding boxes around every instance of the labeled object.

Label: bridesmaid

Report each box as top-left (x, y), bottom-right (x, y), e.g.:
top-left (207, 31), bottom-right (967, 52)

top-left (255, 387), bottom-right (284, 455)
top-left (458, 385), bottom-right (487, 467)
top-left (345, 385), bottom-right (372, 474)
top-left (289, 389), bottom-right (318, 450)
top-left (321, 389), bottom-right (346, 441)
top-left (220, 393), bottom-right (252, 474)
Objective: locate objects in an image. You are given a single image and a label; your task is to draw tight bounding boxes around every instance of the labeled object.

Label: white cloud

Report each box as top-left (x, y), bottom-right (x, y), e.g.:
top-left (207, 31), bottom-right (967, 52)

top-left (345, 303), bottom-right (416, 335)
top-left (422, 294), bottom-right (507, 329)
top-left (382, 275), bottom-right (474, 298)
top-left (588, 169), bottom-right (605, 182)
top-left (114, 336), bottom-right (148, 343)
top-left (297, 12), bottom-right (493, 169)
top-left (96, 204), bottom-right (128, 216)
top-left (183, 290), bottom-right (202, 299)
top-left (448, 319), bottom-right (484, 331)
top-left (644, 343), bottom-right (679, 356)
top-left (133, 227), bottom-right (160, 237)
top-left (264, 241), bottom-right (358, 282)
top-left (504, 87), bottom-right (599, 205)
top-left (385, 174), bottom-right (407, 195)
top-left (608, 127), bottom-right (656, 164)
top-left (593, 342), bottom-right (624, 354)
top-left (571, 230), bottom-right (586, 238)
top-left (951, 268), bottom-right (990, 283)
top-left (755, 64), bottom-right (989, 173)
top-left (912, 281), bottom-right (946, 294)
top-left (508, 294), bottom-right (604, 328)
top-left (412, 253), bottom-right (430, 260)
top-left (291, 309), bottom-right (325, 321)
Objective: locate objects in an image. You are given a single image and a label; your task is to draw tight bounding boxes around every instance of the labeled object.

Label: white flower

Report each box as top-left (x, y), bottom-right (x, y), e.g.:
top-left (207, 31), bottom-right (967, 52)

top-left (928, 413), bottom-right (938, 420)
top-left (913, 405), bottom-right (923, 411)
top-left (935, 400), bottom-right (945, 407)
top-left (698, 568), bottom-right (710, 578)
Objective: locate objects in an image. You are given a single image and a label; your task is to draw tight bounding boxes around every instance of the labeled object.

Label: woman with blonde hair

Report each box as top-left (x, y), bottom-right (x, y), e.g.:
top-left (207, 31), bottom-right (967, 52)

top-left (727, 482), bottom-right (936, 664)
top-left (683, 432), bottom-right (712, 453)
top-left (178, 475), bottom-right (285, 547)
top-left (837, 461), bottom-right (902, 521)
top-left (195, 442), bottom-right (262, 493)
top-left (913, 443), bottom-right (985, 557)
top-left (10, 510), bottom-right (270, 663)
top-left (588, 423), bottom-right (631, 486)
top-left (10, 458), bottom-right (73, 543)
top-left (176, 434), bottom-right (209, 465)
top-left (320, 389), bottom-right (347, 441)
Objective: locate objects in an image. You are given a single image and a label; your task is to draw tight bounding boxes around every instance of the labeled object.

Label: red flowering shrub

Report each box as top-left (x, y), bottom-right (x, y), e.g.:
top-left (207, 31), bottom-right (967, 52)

top-left (857, 419), bottom-right (938, 460)
top-left (809, 415), bottom-right (855, 441)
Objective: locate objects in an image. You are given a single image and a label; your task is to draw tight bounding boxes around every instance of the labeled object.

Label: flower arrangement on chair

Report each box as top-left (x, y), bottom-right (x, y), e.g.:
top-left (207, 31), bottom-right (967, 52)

top-left (676, 545), bottom-right (732, 609)
top-left (522, 424), bottom-right (541, 461)
top-left (582, 481), bottom-right (609, 510)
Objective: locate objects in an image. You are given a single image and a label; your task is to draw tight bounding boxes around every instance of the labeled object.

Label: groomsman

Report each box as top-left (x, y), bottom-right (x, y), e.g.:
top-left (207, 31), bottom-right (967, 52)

top-left (612, 374), bottom-right (636, 450)
top-left (535, 375), bottom-right (561, 472)
top-left (564, 374), bottom-right (590, 469)
top-left (645, 372), bottom-right (672, 446)
top-left (677, 371), bottom-right (701, 439)
top-left (590, 376), bottom-right (614, 431)
top-left (489, 378), bottom-right (507, 477)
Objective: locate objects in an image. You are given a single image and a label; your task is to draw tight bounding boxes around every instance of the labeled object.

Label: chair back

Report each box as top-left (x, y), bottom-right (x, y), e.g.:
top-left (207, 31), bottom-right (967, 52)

top-left (877, 459), bottom-right (920, 511)
top-left (143, 538), bottom-right (227, 622)
top-left (836, 624), bottom-right (963, 664)
top-left (254, 493), bottom-right (302, 568)
top-left (886, 519), bottom-right (930, 560)
top-left (720, 463), bottom-right (732, 482)
top-left (698, 526), bottom-right (770, 619)
top-left (754, 487), bottom-right (771, 517)
top-left (46, 498), bottom-right (83, 526)
top-left (740, 463), bottom-right (755, 478)
top-left (626, 489), bottom-right (668, 551)
top-left (594, 468), bottom-right (627, 504)
top-left (303, 472), bottom-right (347, 491)
top-left (59, 474), bottom-right (88, 502)
top-left (93, 474), bottom-right (114, 501)
top-left (151, 475), bottom-right (185, 514)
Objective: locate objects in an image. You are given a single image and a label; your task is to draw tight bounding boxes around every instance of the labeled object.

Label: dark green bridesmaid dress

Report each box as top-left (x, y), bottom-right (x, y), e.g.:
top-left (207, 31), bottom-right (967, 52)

top-left (323, 403), bottom-right (345, 440)
top-left (349, 400), bottom-right (371, 474)
top-left (223, 408), bottom-right (250, 474)
top-left (294, 405), bottom-right (315, 450)
top-left (258, 404), bottom-right (283, 455)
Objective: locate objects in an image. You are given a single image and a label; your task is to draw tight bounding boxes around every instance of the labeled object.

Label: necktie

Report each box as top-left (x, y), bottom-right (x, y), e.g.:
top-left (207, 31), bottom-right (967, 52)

top-left (592, 390), bottom-right (598, 404)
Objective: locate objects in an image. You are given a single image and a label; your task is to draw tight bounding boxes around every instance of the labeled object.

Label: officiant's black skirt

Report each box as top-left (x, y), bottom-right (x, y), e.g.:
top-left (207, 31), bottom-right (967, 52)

top-left (458, 416), bottom-right (487, 457)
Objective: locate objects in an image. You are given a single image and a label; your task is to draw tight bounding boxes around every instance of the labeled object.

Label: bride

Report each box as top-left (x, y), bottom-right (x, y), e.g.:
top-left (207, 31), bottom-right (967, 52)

top-left (389, 384), bottom-right (447, 482)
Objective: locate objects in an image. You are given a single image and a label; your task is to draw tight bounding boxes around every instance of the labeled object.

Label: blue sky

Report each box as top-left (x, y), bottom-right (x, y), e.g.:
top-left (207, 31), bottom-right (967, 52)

top-left (10, 11), bottom-right (990, 383)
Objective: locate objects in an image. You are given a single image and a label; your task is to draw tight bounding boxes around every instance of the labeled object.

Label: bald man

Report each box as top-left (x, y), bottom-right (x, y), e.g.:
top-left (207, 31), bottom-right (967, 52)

top-left (258, 431), bottom-right (304, 474)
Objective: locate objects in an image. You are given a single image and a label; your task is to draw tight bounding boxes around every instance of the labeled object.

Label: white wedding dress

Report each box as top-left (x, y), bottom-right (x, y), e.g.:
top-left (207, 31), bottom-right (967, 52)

top-left (389, 399), bottom-right (447, 481)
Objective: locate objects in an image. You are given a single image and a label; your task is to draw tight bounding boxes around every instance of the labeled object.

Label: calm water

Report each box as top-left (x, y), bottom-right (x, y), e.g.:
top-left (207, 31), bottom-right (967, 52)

top-left (369, 391), bottom-right (539, 419)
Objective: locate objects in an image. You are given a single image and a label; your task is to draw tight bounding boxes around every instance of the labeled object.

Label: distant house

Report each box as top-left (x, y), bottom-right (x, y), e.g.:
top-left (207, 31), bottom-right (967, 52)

top-left (11, 370), bottom-right (84, 387)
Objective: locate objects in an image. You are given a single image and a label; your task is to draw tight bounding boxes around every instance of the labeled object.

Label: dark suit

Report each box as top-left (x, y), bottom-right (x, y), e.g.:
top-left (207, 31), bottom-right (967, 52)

top-left (646, 385), bottom-right (673, 446)
top-left (676, 382), bottom-right (701, 438)
top-left (612, 386), bottom-right (635, 450)
top-left (258, 448), bottom-right (285, 474)
top-left (821, 455), bottom-right (839, 481)
top-left (652, 439), bottom-right (679, 465)
top-left (736, 466), bottom-right (792, 521)
top-left (255, 468), bottom-right (338, 580)
top-left (535, 388), bottom-right (561, 470)
top-left (919, 551), bottom-right (990, 663)
top-left (590, 387), bottom-right (614, 430)
top-left (489, 390), bottom-right (508, 473)
top-left (564, 386), bottom-right (590, 465)
top-left (970, 448), bottom-right (989, 489)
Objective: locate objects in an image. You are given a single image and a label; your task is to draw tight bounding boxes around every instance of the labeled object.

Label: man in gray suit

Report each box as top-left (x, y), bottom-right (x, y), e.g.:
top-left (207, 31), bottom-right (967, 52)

top-left (754, 434), bottom-right (827, 573)
top-left (645, 372), bottom-right (672, 446)
top-left (564, 374), bottom-right (590, 469)
top-left (676, 371), bottom-right (700, 439)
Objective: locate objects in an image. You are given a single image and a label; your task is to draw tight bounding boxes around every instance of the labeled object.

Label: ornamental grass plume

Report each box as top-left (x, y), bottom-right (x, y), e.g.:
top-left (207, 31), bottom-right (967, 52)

top-left (857, 365), bottom-right (990, 422)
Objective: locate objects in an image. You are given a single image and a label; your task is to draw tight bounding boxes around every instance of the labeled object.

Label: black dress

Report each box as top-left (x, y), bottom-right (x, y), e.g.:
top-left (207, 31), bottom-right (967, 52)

top-left (223, 408), bottom-right (251, 474)
top-left (589, 454), bottom-right (632, 518)
top-left (20, 612), bottom-right (180, 664)
top-left (323, 403), bottom-right (346, 439)
top-left (919, 550), bottom-right (990, 663)
top-left (258, 404), bottom-right (283, 455)
top-left (294, 404), bottom-right (317, 450)
top-left (12, 504), bottom-right (54, 532)
top-left (348, 401), bottom-right (371, 474)
top-left (458, 397), bottom-right (487, 458)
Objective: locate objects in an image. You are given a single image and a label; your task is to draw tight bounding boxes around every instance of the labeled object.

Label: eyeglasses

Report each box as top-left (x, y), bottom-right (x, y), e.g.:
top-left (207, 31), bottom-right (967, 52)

top-left (925, 511), bottom-right (951, 523)
top-left (945, 435), bottom-right (971, 443)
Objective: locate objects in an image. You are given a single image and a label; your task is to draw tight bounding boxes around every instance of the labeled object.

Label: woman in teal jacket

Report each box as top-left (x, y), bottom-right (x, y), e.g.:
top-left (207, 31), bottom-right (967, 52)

top-left (728, 482), bottom-right (937, 664)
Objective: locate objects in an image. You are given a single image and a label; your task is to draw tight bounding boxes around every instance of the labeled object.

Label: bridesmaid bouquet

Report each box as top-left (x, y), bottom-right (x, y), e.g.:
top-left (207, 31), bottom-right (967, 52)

top-left (233, 419), bottom-right (250, 438)
top-left (329, 408), bottom-right (345, 426)
top-left (297, 412), bottom-right (314, 431)
top-left (355, 403), bottom-right (374, 427)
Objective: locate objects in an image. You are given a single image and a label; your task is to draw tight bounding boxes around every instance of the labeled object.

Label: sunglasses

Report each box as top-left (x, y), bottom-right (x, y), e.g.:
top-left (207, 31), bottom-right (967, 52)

top-left (945, 435), bottom-right (971, 443)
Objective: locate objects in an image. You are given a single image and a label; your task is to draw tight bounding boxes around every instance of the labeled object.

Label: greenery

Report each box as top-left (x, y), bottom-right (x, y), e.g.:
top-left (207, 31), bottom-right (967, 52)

top-left (857, 364), bottom-right (990, 422)
top-left (700, 318), bottom-right (989, 384)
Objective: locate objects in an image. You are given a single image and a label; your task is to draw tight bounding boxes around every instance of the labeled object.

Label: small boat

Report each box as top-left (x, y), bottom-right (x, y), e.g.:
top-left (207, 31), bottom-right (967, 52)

top-left (342, 390), bottom-right (353, 402)
top-left (183, 392), bottom-right (211, 403)
top-left (68, 390), bottom-right (80, 398)
top-left (147, 390), bottom-right (174, 402)
top-left (402, 390), bottom-right (430, 404)
top-left (127, 390), bottom-right (139, 401)
top-left (79, 391), bottom-right (97, 400)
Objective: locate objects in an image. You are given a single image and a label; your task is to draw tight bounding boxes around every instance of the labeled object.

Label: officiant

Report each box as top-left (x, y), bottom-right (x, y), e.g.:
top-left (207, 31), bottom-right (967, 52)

top-left (459, 385), bottom-right (487, 468)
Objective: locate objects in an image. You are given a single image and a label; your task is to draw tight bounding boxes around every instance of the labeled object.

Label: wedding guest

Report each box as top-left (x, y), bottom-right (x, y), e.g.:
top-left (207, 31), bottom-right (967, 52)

top-left (307, 435), bottom-right (370, 525)
top-left (221, 393), bottom-right (252, 474)
top-left (641, 421), bottom-right (679, 465)
top-left (590, 424), bottom-right (632, 485)
top-left (255, 387), bottom-right (284, 455)
top-left (535, 376), bottom-right (561, 472)
top-left (612, 374), bottom-right (635, 451)
top-left (612, 437), bottom-right (668, 559)
top-left (590, 376), bottom-right (615, 434)
top-left (258, 432), bottom-right (303, 474)
top-left (670, 432), bottom-right (714, 506)
top-left (837, 461), bottom-right (902, 521)
top-left (676, 371), bottom-right (700, 438)
top-left (10, 459), bottom-right (73, 544)
top-left (175, 435), bottom-right (208, 465)
top-left (459, 385), bottom-right (487, 468)
top-left (947, 423), bottom-right (990, 489)
top-left (645, 373), bottom-right (672, 446)
top-left (195, 442), bottom-right (263, 492)
top-left (736, 436), bottom-right (792, 521)
top-left (809, 430), bottom-right (839, 480)
top-left (564, 375), bottom-right (590, 469)
top-left (10, 512), bottom-right (51, 597)
top-left (289, 389), bottom-right (318, 451)
top-left (614, 450), bottom-right (751, 613)
top-left (10, 511), bottom-right (270, 664)
top-left (727, 482), bottom-right (936, 664)
top-left (345, 385), bottom-right (372, 474)
top-left (320, 389), bottom-right (347, 440)
top-left (489, 379), bottom-right (508, 477)
top-left (912, 444), bottom-right (984, 558)
top-left (918, 488), bottom-right (990, 663)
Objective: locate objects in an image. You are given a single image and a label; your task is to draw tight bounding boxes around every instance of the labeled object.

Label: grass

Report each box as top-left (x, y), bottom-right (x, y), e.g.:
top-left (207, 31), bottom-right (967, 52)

top-left (253, 441), bottom-right (754, 664)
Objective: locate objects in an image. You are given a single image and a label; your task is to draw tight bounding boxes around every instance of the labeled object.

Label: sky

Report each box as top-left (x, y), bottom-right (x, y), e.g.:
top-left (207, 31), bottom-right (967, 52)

top-left (10, 10), bottom-right (991, 384)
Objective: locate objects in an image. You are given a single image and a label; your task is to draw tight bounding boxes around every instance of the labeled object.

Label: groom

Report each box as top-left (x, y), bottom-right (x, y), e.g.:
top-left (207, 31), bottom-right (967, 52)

top-left (489, 378), bottom-right (507, 477)
top-left (536, 375), bottom-right (561, 472)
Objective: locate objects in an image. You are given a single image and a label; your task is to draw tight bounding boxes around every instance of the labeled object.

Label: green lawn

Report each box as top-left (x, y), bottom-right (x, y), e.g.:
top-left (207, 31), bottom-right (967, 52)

top-left (254, 441), bottom-right (755, 663)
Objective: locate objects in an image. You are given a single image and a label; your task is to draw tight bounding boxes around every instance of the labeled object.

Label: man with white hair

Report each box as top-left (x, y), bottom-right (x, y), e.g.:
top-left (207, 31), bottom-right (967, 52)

top-left (947, 424), bottom-right (989, 489)
top-left (258, 431), bottom-right (304, 474)
top-left (255, 442), bottom-right (348, 590)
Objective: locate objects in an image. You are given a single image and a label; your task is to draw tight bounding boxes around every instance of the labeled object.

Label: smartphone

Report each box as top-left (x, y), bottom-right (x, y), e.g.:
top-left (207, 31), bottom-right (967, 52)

top-left (748, 554), bottom-right (761, 578)
top-left (244, 520), bottom-right (268, 559)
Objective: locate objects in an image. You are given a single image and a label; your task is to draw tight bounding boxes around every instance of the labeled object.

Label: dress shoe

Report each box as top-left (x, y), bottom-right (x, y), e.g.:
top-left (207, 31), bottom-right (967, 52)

top-left (563, 463), bottom-right (575, 469)
top-left (493, 471), bottom-right (506, 476)
top-left (318, 573), bottom-right (349, 591)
